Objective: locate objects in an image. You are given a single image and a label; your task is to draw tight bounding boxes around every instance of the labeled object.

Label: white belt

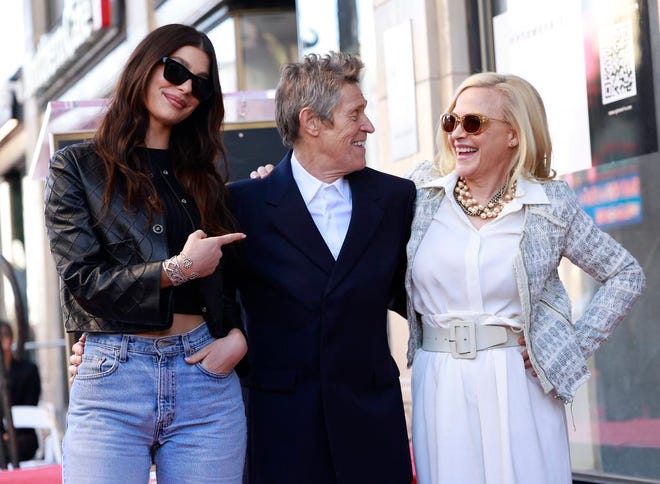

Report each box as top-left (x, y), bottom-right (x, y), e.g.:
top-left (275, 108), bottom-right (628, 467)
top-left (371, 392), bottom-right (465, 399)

top-left (422, 321), bottom-right (521, 359)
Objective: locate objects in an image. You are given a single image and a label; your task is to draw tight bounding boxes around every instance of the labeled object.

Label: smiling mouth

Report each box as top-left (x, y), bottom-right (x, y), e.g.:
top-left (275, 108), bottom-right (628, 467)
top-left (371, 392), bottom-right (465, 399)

top-left (164, 93), bottom-right (186, 109)
top-left (352, 141), bottom-right (366, 148)
top-left (455, 147), bottom-right (477, 154)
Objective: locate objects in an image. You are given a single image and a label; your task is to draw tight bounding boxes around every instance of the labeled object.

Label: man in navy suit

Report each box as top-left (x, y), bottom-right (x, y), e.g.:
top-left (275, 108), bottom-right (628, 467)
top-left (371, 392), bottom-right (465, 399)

top-left (228, 52), bottom-right (415, 484)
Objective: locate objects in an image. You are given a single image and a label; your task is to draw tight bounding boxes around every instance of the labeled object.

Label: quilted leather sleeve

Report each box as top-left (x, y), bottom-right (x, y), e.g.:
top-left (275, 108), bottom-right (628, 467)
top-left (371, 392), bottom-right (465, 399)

top-left (44, 144), bottom-right (169, 332)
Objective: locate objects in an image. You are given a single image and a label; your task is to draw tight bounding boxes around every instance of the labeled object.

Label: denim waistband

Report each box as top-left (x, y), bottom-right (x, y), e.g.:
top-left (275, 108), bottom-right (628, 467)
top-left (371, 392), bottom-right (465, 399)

top-left (85, 323), bottom-right (213, 360)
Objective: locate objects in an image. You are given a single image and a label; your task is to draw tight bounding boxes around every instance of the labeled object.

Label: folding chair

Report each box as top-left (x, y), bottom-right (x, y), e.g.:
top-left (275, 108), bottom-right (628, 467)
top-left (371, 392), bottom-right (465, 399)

top-left (10, 403), bottom-right (62, 468)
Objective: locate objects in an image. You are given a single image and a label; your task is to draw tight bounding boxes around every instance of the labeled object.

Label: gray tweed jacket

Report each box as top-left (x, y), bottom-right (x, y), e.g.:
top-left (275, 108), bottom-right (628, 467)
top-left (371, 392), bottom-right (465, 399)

top-left (405, 160), bottom-right (645, 402)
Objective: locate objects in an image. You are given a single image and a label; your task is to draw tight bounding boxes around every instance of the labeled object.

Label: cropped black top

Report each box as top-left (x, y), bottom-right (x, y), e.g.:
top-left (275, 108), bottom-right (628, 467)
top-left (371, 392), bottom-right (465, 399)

top-left (139, 147), bottom-right (204, 316)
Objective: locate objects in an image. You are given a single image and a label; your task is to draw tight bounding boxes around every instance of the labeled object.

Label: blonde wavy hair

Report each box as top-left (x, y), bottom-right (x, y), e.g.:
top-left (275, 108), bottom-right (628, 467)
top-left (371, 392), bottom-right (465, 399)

top-left (435, 72), bottom-right (555, 189)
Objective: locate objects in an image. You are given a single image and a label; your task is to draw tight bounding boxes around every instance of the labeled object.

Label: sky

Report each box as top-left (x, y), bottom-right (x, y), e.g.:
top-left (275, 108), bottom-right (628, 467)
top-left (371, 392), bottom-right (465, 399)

top-left (0, 2), bottom-right (26, 81)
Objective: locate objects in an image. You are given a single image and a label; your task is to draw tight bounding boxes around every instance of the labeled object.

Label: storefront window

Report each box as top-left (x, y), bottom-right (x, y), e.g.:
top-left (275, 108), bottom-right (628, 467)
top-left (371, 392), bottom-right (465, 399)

top-left (208, 18), bottom-right (238, 93)
top-left (563, 159), bottom-right (659, 482)
top-left (207, 10), bottom-right (298, 93)
top-left (238, 12), bottom-right (298, 91)
top-left (486, 0), bottom-right (659, 480)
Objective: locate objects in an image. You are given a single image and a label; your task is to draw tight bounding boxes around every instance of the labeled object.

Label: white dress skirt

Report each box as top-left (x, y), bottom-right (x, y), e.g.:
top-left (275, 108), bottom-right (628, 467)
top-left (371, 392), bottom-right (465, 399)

top-left (410, 175), bottom-right (572, 484)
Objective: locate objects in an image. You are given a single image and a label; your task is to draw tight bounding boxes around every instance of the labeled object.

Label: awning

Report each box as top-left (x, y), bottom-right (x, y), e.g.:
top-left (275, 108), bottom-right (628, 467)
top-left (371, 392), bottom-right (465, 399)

top-left (28, 99), bottom-right (105, 180)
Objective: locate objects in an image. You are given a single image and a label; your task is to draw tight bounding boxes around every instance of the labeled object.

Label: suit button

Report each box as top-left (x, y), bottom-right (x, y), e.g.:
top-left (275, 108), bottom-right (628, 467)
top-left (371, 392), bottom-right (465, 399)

top-left (152, 224), bottom-right (164, 234)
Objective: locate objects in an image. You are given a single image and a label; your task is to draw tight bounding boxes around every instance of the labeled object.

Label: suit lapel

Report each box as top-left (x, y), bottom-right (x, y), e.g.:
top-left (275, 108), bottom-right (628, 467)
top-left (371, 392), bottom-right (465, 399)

top-left (325, 169), bottom-right (384, 294)
top-left (267, 153), bottom-right (335, 274)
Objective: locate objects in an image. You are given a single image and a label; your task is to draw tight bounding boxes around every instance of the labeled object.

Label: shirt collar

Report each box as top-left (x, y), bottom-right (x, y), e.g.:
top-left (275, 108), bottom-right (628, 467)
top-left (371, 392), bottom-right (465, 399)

top-left (516, 176), bottom-right (549, 205)
top-left (420, 171), bottom-right (457, 191)
top-left (421, 171), bottom-right (549, 205)
top-left (291, 151), bottom-right (351, 204)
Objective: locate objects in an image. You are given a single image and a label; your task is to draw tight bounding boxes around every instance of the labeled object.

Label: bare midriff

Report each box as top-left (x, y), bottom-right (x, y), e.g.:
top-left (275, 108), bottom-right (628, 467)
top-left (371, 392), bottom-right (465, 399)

top-left (135, 313), bottom-right (205, 337)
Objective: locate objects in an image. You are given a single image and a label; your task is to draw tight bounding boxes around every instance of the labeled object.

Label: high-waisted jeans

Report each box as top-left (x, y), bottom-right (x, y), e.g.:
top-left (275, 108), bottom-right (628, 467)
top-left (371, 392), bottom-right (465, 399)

top-left (63, 324), bottom-right (246, 484)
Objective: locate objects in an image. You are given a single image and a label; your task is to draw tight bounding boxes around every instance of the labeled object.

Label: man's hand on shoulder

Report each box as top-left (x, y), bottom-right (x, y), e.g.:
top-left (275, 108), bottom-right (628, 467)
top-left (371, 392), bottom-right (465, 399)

top-left (249, 164), bottom-right (275, 179)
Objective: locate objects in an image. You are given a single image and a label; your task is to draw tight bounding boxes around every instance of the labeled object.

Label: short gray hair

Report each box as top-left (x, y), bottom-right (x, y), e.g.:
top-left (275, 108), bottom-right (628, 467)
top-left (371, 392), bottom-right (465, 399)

top-left (275, 51), bottom-right (364, 147)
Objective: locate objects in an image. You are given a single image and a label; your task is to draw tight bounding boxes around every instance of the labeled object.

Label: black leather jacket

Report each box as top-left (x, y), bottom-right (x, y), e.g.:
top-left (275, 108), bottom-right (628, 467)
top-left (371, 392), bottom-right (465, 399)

top-left (44, 141), bottom-right (242, 337)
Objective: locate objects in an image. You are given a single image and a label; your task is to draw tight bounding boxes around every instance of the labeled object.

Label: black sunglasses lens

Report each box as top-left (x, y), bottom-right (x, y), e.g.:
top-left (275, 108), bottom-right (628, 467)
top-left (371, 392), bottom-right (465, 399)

top-left (163, 60), bottom-right (189, 85)
top-left (192, 78), bottom-right (212, 100)
top-left (163, 58), bottom-right (212, 100)
top-left (441, 114), bottom-right (457, 133)
top-left (462, 115), bottom-right (482, 133)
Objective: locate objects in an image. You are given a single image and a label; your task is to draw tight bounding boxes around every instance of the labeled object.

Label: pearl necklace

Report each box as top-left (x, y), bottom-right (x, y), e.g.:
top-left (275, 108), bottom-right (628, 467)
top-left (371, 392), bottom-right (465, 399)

top-left (453, 177), bottom-right (516, 219)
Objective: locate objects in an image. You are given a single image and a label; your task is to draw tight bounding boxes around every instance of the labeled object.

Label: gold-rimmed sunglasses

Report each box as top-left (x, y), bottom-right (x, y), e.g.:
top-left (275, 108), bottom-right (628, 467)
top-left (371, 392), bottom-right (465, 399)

top-left (441, 112), bottom-right (509, 135)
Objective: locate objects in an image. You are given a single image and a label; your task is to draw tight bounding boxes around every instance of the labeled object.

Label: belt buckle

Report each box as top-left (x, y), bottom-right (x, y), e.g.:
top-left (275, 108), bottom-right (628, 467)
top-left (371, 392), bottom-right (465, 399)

top-left (448, 321), bottom-right (477, 359)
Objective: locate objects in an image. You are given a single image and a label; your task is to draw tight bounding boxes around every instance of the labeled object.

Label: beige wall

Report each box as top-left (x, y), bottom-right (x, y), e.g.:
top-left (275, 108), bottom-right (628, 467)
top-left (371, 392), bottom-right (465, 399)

top-left (370, 0), bottom-right (474, 437)
top-left (371, 0), bottom-right (472, 177)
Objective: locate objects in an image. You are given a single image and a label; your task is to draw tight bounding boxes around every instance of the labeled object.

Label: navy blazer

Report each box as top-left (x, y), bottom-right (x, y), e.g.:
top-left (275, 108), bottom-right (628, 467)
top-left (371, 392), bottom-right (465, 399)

top-left (228, 151), bottom-right (415, 484)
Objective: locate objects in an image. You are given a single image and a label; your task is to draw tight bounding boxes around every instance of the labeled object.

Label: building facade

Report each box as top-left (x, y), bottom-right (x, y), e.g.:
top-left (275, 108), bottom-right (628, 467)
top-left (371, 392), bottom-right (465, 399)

top-left (0, 0), bottom-right (657, 480)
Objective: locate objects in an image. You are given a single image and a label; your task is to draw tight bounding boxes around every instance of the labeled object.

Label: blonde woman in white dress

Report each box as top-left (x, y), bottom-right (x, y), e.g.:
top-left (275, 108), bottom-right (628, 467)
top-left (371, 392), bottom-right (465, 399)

top-left (405, 72), bottom-right (645, 484)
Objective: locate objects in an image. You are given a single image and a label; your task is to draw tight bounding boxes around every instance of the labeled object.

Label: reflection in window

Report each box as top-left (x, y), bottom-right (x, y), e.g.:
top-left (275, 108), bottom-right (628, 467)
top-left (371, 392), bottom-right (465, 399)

top-left (238, 12), bottom-right (298, 91)
top-left (207, 18), bottom-right (238, 93)
top-left (207, 10), bottom-right (297, 93)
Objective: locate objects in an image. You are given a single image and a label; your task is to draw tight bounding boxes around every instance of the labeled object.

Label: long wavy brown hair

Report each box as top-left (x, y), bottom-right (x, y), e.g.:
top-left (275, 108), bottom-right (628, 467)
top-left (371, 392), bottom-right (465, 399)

top-left (94, 24), bottom-right (233, 235)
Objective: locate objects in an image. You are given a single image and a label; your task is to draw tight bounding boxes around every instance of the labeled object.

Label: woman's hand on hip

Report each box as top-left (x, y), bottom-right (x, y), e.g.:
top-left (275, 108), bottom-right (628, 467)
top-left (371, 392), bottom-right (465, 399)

top-left (518, 335), bottom-right (538, 377)
top-left (68, 333), bottom-right (87, 382)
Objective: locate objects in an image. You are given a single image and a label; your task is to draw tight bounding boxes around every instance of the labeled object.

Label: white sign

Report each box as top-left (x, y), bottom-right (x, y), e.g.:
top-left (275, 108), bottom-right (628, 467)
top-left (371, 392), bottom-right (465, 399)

top-left (493, 0), bottom-right (592, 175)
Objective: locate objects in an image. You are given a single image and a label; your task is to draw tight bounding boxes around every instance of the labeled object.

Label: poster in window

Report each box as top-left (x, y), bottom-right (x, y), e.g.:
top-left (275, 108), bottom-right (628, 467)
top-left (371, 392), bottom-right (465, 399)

top-left (493, 0), bottom-right (592, 175)
top-left (582, 0), bottom-right (657, 165)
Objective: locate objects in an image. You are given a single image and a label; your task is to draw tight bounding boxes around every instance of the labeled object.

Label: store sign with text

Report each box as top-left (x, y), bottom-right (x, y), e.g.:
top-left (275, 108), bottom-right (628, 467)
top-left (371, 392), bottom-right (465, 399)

top-left (23, 0), bottom-right (115, 96)
top-left (565, 161), bottom-right (643, 230)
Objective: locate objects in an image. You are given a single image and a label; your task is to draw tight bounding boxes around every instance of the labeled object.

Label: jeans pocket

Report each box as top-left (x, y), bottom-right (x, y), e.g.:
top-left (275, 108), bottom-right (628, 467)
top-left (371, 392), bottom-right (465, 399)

top-left (75, 343), bottom-right (120, 380)
top-left (194, 362), bottom-right (233, 379)
top-left (189, 335), bottom-right (235, 379)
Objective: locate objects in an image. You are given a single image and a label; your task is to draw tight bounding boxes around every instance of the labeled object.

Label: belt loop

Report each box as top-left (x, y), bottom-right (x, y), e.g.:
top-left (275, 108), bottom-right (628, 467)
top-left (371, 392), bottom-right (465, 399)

top-left (119, 335), bottom-right (129, 362)
top-left (182, 331), bottom-right (192, 356)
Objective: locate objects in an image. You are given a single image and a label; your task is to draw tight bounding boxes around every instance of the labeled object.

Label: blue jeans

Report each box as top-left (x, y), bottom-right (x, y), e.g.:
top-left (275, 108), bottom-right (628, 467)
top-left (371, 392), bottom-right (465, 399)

top-left (63, 324), bottom-right (246, 484)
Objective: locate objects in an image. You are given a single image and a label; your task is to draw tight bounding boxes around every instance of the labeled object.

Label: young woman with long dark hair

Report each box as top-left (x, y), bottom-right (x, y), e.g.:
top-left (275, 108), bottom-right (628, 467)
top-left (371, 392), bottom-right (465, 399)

top-left (45, 24), bottom-right (247, 483)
